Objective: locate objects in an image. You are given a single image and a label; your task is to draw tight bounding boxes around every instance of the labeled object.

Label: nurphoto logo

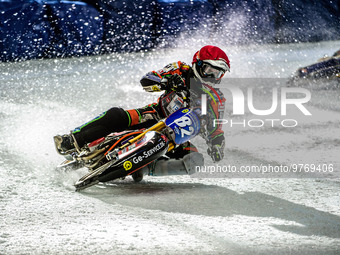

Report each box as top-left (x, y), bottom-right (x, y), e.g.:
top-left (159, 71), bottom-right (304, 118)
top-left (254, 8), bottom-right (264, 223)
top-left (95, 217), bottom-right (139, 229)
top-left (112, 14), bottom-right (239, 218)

top-left (201, 85), bottom-right (312, 128)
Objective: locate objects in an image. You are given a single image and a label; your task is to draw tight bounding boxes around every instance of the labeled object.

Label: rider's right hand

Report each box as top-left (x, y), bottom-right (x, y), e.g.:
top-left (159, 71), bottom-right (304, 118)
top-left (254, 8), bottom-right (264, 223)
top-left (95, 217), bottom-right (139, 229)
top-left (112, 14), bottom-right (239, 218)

top-left (165, 73), bottom-right (186, 91)
top-left (207, 144), bottom-right (224, 162)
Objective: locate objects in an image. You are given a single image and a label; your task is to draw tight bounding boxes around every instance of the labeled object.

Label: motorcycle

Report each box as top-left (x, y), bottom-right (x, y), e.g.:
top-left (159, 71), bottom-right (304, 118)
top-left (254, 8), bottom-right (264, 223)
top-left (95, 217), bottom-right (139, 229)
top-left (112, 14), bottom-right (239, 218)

top-left (56, 107), bottom-right (202, 191)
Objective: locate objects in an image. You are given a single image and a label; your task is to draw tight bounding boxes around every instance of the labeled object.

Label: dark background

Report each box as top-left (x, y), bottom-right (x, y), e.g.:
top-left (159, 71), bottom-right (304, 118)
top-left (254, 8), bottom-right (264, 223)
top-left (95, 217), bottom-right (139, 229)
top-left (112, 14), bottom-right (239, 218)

top-left (1, 0), bottom-right (339, 61)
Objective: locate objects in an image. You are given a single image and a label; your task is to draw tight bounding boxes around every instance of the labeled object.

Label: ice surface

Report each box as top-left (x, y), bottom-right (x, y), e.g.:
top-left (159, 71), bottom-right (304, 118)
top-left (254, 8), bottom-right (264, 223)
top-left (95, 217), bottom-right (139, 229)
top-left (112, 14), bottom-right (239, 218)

top-left (0, 40), bottom-right (339, 254)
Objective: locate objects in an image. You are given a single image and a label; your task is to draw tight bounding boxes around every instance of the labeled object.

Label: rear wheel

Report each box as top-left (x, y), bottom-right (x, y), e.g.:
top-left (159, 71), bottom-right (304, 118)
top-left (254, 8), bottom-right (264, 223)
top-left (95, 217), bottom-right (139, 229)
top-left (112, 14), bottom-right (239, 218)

top-left (132, 169), bottom-right (144, 182)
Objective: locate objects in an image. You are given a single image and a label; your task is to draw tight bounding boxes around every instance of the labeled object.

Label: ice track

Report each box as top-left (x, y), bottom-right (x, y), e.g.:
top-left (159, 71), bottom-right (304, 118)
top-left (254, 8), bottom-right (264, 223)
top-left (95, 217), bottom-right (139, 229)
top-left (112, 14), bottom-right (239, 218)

top-left (0, 41), bottom-right (339, 254)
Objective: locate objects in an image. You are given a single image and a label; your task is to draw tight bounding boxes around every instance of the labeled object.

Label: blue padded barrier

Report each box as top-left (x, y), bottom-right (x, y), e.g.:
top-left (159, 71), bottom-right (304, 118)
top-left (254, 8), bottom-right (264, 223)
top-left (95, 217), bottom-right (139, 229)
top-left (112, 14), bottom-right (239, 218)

top-left (156, 0), bottom-right (214, 46)
top-left (210, 0), bottom-right (276, 44)
top-left (46, 0), bottom-right (104, 57)
top-left (272, 0), bottom-right (340, 43)
top-left (0, 0), bottom-right (103, 61)
top-left (0, 0), bottom-right (51, 61)
top-left (0, 0), bottom-right (339, 61)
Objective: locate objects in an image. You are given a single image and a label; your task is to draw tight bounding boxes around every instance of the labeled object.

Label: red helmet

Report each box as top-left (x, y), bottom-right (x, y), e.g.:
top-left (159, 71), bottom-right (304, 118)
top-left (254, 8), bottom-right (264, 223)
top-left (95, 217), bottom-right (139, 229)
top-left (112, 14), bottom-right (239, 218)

top-left (192, 45), bottom-right (230, 85)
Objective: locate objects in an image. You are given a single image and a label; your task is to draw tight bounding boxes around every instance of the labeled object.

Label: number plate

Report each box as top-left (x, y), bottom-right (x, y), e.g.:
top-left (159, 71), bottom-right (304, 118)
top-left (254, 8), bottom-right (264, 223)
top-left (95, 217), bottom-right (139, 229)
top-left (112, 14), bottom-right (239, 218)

top-left (165, 108), bottom-right (201, 144)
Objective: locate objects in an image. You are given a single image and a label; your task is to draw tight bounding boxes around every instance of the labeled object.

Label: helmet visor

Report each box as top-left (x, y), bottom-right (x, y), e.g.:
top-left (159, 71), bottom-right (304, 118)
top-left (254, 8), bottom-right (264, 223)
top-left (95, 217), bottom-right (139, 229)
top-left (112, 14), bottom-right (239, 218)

top-left (202, 64), bottom-right (225, 80)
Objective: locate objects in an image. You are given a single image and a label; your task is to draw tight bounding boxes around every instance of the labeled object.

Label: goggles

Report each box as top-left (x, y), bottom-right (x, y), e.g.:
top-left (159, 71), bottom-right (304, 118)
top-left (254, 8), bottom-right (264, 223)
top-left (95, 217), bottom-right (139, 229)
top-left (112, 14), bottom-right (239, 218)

top-left (202, 63), bottom-right (225, 80)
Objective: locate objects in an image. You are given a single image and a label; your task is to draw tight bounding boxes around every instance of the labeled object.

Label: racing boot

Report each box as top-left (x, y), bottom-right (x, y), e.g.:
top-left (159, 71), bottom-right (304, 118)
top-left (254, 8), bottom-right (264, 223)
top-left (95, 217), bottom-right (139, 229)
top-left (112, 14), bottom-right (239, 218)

top-left (54, 134), bottom-right (76, 155)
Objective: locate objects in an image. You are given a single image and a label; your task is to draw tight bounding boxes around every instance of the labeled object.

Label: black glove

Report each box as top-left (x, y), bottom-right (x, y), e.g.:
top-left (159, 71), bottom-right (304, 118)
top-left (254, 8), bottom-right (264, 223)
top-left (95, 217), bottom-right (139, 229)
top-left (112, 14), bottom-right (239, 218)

top-left (166, 73), bottom-right (186, 91)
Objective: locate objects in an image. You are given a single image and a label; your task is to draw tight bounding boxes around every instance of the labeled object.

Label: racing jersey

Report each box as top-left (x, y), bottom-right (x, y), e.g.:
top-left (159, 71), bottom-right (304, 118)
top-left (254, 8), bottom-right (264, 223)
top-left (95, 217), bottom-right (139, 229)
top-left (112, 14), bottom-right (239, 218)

top-left (140, 61), bottom-right (226, 148)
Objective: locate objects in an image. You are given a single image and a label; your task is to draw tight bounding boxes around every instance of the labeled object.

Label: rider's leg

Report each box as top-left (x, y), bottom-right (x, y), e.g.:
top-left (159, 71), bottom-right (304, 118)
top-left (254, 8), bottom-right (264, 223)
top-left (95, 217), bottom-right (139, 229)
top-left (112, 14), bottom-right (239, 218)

top-left (72, 107), bottom-right (130, 148)
top-left (54, 105), bottom-right (159, 154)
top-left (54, 107), bottom-right (129, 154)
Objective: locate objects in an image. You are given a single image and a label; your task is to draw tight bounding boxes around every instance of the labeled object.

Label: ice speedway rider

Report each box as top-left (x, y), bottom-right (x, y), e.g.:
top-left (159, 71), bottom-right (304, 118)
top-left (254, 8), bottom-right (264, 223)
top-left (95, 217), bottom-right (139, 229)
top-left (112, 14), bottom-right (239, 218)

top-left (292, 49), bottom-right (340, 80)
top-left (54, 45), bottom-right (230, 181)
